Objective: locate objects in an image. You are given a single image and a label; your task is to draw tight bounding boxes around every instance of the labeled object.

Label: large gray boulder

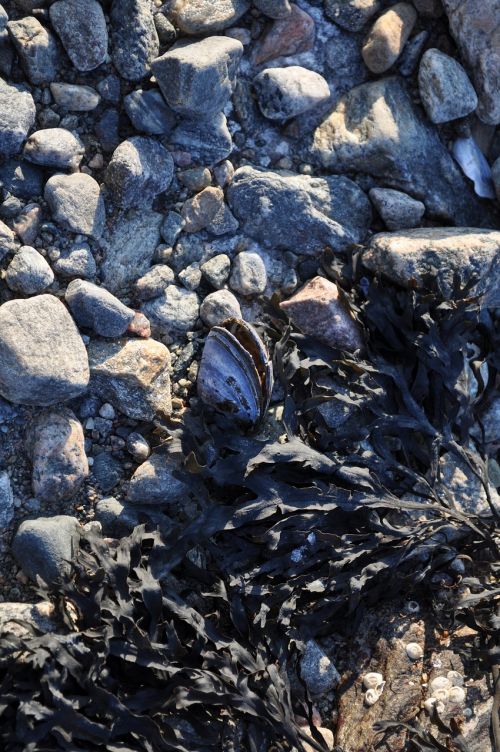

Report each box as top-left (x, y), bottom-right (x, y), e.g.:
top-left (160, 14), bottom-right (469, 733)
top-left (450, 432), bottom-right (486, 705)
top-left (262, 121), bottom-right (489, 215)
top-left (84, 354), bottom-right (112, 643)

top-left (227, 166), bottom-right (372, 255)
top-left (0, 295), bottom-right (89, 406)
top-left (311, 77), bottom-right (491, 225)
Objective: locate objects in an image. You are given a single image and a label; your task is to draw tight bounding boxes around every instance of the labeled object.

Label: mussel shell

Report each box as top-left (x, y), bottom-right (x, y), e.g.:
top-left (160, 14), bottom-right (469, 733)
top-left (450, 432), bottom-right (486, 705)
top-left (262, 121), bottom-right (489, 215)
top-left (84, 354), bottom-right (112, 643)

top-left (197, 318), bottom-right (273, 427)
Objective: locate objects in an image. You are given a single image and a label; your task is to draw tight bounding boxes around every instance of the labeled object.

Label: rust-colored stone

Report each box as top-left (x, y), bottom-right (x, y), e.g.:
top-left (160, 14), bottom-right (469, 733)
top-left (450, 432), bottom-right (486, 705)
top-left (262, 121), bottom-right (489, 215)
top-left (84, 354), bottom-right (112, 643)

top-left (253, 4), bottom-right (315, 65)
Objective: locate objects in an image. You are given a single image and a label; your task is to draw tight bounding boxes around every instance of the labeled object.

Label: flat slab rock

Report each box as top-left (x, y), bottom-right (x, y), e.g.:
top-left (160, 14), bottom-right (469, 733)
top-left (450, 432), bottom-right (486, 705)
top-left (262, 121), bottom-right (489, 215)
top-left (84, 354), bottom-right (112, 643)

top-left (362, 228), bottom-right (500, 296)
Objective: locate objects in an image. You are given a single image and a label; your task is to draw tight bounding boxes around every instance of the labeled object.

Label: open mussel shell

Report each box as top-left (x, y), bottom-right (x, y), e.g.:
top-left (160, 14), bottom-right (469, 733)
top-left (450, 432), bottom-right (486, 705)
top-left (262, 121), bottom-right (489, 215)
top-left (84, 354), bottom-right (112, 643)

top-left (197, 318), bottom-right (273, 428)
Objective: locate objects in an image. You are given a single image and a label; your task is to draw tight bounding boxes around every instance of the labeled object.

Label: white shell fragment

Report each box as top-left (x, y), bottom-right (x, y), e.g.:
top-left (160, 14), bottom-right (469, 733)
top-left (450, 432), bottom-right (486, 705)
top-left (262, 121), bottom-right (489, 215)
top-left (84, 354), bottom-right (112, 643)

top-left (432, 687), bottom-right (449, 703)
top-left (424, 697), bottom-right (445, 714)
top-left (406, 642), bottom-right (424, 661)
top-left (448, 685), bottom-right (466, 704)
top-left (446, 670), bottom-right (464, 686)
top-left (363, 672), bottom-right (384, 690)
top-left (429, 675), bottom-right (451, 693)
top-left (364, 687), bottom-right (382, 706)
top-left (452, 136), bottom-right (496, 199)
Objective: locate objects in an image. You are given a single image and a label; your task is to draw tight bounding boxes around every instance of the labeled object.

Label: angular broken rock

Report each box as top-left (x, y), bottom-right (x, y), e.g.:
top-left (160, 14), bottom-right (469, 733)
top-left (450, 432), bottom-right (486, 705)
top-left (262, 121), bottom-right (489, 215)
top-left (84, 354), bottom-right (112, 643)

top-left (88, 338), bottom-right (172, 421)
top-left (49, 0), bottom-right (108, 72)
top-left (418, 48), bottom-right (478, 124)
top-left (227, 166), bottom-right (371, 255)
top-left (105, 136), bottom-right (174, 210)
top-left (442, 0), bottom-right (500, 125)
top-left (280, 276), bottom-right (364, 352)
top-left (0, 295), bottom-right (89, 406)
top-left (111, 0), bottom-right (159, 81)
top-left (252, 4), bottom-right (315, 65)
top-left (311, 77), bottom-right (490, 225)
top-left (362, 228), bottom-right (500, 296)
top-left (101, 209), bottom-right (162, 293)
top-left (127, 452), bottom-right (190, 505)
top-left (29, 408), bottom-right (89, 502)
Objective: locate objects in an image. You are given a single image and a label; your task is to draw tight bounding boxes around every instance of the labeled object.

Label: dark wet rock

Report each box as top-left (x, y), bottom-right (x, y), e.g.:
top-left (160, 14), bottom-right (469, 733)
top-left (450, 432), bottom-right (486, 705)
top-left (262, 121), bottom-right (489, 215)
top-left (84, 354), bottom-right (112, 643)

top-left (65, 280), bottom-right (135, 338)
top-left (253, 66), bottom-right (330, 121)
top-left (88, 338), bottom-right (171, 421)
top-left (111, 0), bottom-right (159, 81)
top-left (95, 108), bottom-right (121, 152)
top-left (105, 136), bottom-right (174, 209)
top-left (311, 77), bottom-right (490, 225)
top-left (101, 209), bottom-right (163, 293)
top-left (124, 89), bottom-right (176, 135)
top-left (23, 128), bottom-right (84, 170)
top-left (49, 0), bottom-right (108, 71)
top-left (45, 173), bottom-right (105, 238)
top-left (0, 80), bottom-right (36, 157)
top-left (5, 245), bottom-right (54, 294)
top-left (12, 515), bottom-right (81, 584)
top-left (95, 496), bottom-right (172, 537)
top-left (418, 48), bottom-right (478, 123)
top-left (170, 112), bottom-right (233, 165)
top-left (227, 166), bottom-right (371, 255)
top-left (151, 36), bottom-right (243, 117)
top-left (29, 408), bottom-right (88, 502)
top-left (168, 0), bottom-right (250, 34)
top-left (363, 228), bottom-right (500, 295)
top-left (0, 295), bottom-right (89, 406)
top-left (127, 451), bottom-right (190, 505)
top-left (7, 16), bottom-right (60, 84)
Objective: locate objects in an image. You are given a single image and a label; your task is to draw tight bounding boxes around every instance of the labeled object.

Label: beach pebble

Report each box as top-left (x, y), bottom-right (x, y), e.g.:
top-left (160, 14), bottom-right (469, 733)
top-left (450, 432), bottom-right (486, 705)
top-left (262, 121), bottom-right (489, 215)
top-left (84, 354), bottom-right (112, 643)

top-left (418, 48), bottom-right (478, 123)
top-left (7, 16), bottom-right (60, 84)
top-left (111, 0), bottom-right (159, 81)
top-left (65, 279), bottom-right (135, 338)
top-left (5, 246), bottom-right (54, 295)
top-left (126, 432), bottom-right (151, 462)
top-left (50, 82), bottom-right (100, 111)
top-left (49, 0), bottom-right (108, 71)
top-left (124, 89), bottom-right (176, 135)
top-left (52, 243), bottom-right (96, 280)
top-left (369, 188), bottom-right (425, 230)
top-left (135, 265), bottom-right (176, 300)
top-left (229, 251), bottom-right (267, 296)
top-left (142, 284), bottom-right (200, 337)
top-left (200, 254), bottom-right (231, 288)
top-left (300, 640), bottom-right (340, 696)
top-left (45, 173), bottom-right (106, 238)
top-left (362, 3), bottom-right (417, 74)
top-left (12, 203), bottom-right (42, 245)
top-left (105, 137), bottom-right (174, 209)
top-left (23, 128), bottom-right (85, 171)
top-left (254, 66), bottom-right (330, 120)
top-left (12, 515), bottom-right (81, 584)
top-left (200, 289), bottom-right (242, 327)
top-left (0, 80), bottom-right (36, 157)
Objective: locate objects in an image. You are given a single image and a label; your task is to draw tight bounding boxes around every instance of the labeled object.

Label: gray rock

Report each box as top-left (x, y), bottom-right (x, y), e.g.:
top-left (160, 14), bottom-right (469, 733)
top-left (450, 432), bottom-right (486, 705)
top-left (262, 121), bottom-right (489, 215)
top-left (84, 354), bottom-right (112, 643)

top-left (363, 228), bottom-right (500, 296)
top-left (200, 253), bottom-right (231, 288)
top-left (418, 48), bottom-right (478, 123)
top-left (311, 77), bottom-right (489, 225)
top-left (362, 3), bottom-right (417, 74)
top-left (326, 25), bottom-right (368, 94)
top-left (7, 16), bottom-right (60, 84)
top-left (151, 36), bottom-right (243, 117)
top-left (178, 262), bottom-right (202, 290)
top-left (126, 432), bottom-right (150, 462)
top-left (254, 66), bottom-right (330, 121)
top-left (105, 136), bottom-right (174, 209)
top-left (0, 6), bottom-right (7, 30)
top-left (181, 186), bottom-right (237, 235)
top-left (124, 88), bottom-right (176, 135)
top-left (52, 242), bottom-right (97, 279)
top-left (398, 29), bottom-right (428, 77)
top-left (92, 452), bottom-right (123, 493)
top-left (97, 74), bottom-right (120, 104)
top-left (12, 202), bottom-right (42, 245)
top-left (0, 219), bottom-right (19, 261)
top-left (200, 289), bottom-right (241, 326)
top-left (45, 173), bottom-right (105, 238)
top-left (12, 515), bottom-right (81, 584)
top-left (300, 640), bottom-right (340, 697)
top-left (50, 82), bottom-right (100, 111)
top-left (369, 187), bottom-right (425, 230)
top-left (325, 0), bottom-right (381, 31)
top-left (0, 158), bottom-right (43, 199)
top-left (154, 12), bottom-right (177, 46)
top-left (442, 0), bottom-right (500, 125)
top-left (5, 245), bottom-right (54, 294)
top-left (170, 112), bottom-right (233, 165)
top-left (229, 251), bottom-right (267, 296)
top-left (253, 0), bottom-right (291, 18)
top-left (142, 284), bottom-right (200, 337)
top-left (65, 279), bottom-right (135, 337)
top-left (169, 0), bottom-right (250, 34)
top-left (29, 408), bottom-right (88, 502)
top-left (0, 471), bottom-right (14, 529)
top-left (49, 0), bottom-right (108, 71)
top-left (0, 294), bottom-right (89, 405)
top-left (23, 127), bottom-right (84, 170)
top-left (0, 79), bottom-right (36, 157)
top-left (101, 209), bottom-right (163, 292)
top-left (127, 451), bottom-right (190, 505)
top-left (135, 265), bottom-right (175, 300)
top-left (161, 211), bottom-right (184, 245)
top-left (89, 338), bottom-right (171, 420)
top-left (111, 0), bottom-right (159, 81)
top-left (438, 452), bottom-right (498, 515)
top-left (227, 166), bottom-right (372, 255)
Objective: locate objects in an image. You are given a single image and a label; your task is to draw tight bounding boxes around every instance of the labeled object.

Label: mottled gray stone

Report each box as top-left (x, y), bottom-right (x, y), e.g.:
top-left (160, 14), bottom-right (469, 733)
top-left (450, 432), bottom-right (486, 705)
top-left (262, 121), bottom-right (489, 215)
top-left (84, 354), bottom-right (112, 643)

top-left (65, 280), bottom-right (135, 338)
top-left (5, 245), bottom-right (54, 294)
top-left (52, 243), bottom-right (97, 279)
top-left (170, 112), bottom-right (233, 165)
top-left (50, 82), bottom-right (100, 111)
top-left (151, 36), bottom-right (243, 117)
top-left (0, 471), bottom-right (14, 528)
top-left (254, 66), bottom-right (330, 120)
top-left (227, 166), bottom-right (371, 255)
top-left (124, 89), bottom-right (176, 135)
top-left (418, 48), bottom-right (478, 123)
top-left (45, 173), bottom-right (105, 238)
top-left (135, 265), bottom-right (175, 300)
top-left (0, 294), bottom-right (89, 406)
top-left (12, 515), bottom-right (81, 584)
top-left (369, 187), bottom-right (425, 230)
top-left (101, 209), bottom-right (163, 293)
top-left (88, 338), bottom-right (171, 421)
top-left (325, 0), bottom-right (381, 31)
top-left (92, 452), bottom-right (123, 493)
top-left (0, 159), bottom-right (43, 199)
top-left (311, 77), bottom-right (490, 225)
top-left (301, 640), bottom-right (340, 696)
top-left (229, 251), bottom-right (267, 296)
top-left (111, 0), bottom-right (159, 81)
top-left (23, 128), bottom-right (84, 170)
top-left (363, 228), bottom-right (500, 296)
top-left (29, 408), bottom-right (88, 502)
top-left (200, 254), bottom-right (231, 288)
top-left (49, 0), bottom-right (108, 71)
top-left (127, 451), bottom-right (190, 505)
top-left (200, 289), bottom-right (241, 326)
top-left (161, 211), bottom-right (184, 246)
top-left (142, 284), bottom-right (200, 337)
top-left (169, 0), bottom-right (250, 34)
top-left (105, 136), bottom-right (174, 209)
top-left (0, 219), bottom-right (19, 261)
top-left (253, 0), bottom-right (291, 18)
top-left (0, 79), bottom-right (36, 157)
top-left (7, 16), bottom-right (60, 84)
